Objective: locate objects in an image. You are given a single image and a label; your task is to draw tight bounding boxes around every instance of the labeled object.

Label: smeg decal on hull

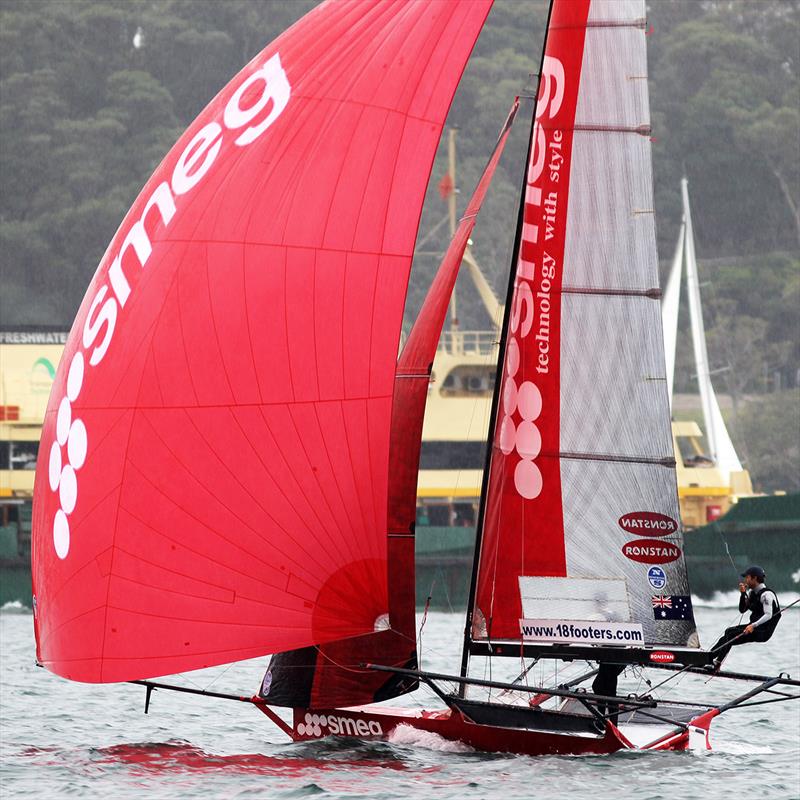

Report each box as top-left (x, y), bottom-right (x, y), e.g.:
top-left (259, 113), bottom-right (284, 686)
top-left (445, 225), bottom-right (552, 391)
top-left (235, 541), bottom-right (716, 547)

top-left (294, 712), bottom-right (384, 739)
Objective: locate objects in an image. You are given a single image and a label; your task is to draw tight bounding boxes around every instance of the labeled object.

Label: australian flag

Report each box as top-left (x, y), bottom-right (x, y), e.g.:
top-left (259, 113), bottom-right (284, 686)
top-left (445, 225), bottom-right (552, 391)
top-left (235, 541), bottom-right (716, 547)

top-left (652, 595), bottom-right (694, 621)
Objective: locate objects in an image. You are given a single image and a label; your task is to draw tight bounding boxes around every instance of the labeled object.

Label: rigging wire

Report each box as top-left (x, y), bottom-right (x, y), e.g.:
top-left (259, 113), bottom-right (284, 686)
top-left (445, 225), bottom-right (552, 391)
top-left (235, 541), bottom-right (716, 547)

top-left (434, 566), bottom-right (456, 614)
top-left (714, 525), bottom-right (739, 575)
top-left (201, 661), bottom-right (236, 692)
top-left (708, 526), bottom-right (748, 625)
top-left (417, 591), bottom-right (433, 663)
top-left (631, 665), bottom-right (649, 699)
top-left (173, 672), bottom-right (204, 690)
top-left (496, 656), bottom-right (539, 700)
top-left (311, 647), bottom-right (373, 674)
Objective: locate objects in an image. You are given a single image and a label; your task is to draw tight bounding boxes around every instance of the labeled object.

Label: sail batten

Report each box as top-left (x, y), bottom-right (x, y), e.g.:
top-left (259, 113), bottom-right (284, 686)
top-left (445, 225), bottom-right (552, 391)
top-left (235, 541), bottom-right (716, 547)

top-left (561, 287), bottom-right (662, 296)
top-left (513, 451), bottom-right (675, 466)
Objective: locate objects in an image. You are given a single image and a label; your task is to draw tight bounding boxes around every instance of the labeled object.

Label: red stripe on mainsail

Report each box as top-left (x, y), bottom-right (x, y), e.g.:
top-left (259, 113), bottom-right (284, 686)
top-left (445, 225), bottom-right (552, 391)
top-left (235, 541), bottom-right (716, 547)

top-left (32, 0), bottom-right (492, 684)
top-left (474, 0), bottom-right (591, 641)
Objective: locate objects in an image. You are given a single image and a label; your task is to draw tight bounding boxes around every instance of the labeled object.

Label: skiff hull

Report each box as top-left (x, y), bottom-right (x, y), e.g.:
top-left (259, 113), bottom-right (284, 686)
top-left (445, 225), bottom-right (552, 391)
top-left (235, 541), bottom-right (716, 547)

top-left (255, 704), bottom-right (717, 756)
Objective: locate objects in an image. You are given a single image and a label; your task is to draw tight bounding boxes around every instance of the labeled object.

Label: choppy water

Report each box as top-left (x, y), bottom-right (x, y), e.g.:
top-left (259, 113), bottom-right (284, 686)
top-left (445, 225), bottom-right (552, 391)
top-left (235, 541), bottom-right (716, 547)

top-left (2, 599), bottom-right (799, 799)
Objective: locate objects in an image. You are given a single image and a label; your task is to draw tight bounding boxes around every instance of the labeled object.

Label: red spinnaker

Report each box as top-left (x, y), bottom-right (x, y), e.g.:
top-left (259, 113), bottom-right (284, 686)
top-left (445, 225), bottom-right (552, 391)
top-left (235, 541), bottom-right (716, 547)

top-left (32, 0), bottom-right (492, 683)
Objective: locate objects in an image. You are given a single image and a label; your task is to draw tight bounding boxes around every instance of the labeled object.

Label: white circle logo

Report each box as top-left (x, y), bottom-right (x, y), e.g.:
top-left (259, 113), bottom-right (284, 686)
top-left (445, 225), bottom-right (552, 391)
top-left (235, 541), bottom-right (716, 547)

top-left (499, 377), bottom-right (544, 499)
top-left (49, 352), bottom-right (88, 559)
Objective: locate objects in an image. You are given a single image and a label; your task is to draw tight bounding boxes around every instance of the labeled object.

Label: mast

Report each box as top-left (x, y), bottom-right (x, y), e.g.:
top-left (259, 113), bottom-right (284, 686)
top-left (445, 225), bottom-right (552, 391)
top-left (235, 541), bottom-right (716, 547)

top-left (447, 129), bottom-right (460, 338)
top-left (449, 129), bottom-right (504, 325)
top-left (459, 0), bottom-right (555, 688)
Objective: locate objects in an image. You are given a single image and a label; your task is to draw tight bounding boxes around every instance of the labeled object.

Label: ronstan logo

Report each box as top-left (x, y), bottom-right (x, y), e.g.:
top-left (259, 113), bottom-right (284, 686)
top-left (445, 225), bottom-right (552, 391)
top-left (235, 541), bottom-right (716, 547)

top-left (47, 53), bottom-right (291, 560)
top-left (649, 651), bottom-right (675, 663)
top-left (618, 512), bottom-right (678, 536)
top-left (621, 539), bottom-right (682, 565)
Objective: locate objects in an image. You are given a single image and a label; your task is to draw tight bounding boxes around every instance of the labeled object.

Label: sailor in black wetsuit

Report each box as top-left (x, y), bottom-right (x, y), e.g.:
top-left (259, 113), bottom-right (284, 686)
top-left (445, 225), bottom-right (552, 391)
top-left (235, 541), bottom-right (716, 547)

top-left (709, 565), bottom-right (781, 670)
top-left (592, 662), bottom-right (625, 724)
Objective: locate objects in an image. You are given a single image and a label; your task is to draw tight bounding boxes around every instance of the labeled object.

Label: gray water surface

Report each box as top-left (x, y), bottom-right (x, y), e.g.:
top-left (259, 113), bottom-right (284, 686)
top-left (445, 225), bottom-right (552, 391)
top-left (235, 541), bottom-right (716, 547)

top-left (2, 599), bottom-right (799, 799)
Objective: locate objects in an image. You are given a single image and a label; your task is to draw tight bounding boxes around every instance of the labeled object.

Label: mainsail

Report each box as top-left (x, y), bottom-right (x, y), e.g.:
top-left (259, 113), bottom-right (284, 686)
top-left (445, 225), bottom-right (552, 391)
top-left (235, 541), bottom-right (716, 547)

top-left (468, 0), bottom-right (698, 654)
top-left (32, 0), bottom-right (492, 683)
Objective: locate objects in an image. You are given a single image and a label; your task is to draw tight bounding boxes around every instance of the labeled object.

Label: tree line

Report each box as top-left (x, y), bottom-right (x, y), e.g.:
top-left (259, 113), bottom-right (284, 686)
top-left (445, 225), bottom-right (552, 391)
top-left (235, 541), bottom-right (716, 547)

top-left (1, 0), bottom-right (797, 489)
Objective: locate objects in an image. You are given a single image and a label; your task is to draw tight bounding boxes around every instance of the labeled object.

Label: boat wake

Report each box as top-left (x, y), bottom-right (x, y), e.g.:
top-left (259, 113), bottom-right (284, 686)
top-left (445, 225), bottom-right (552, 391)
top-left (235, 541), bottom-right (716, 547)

top-left (1, 600), bottom-right (30, 614)
top-left (707, 739), bottom-right (775, 756)
top-left (388, 724), bottom-right (474, 753)
top-left (692, 591), bottom-right (800, 609)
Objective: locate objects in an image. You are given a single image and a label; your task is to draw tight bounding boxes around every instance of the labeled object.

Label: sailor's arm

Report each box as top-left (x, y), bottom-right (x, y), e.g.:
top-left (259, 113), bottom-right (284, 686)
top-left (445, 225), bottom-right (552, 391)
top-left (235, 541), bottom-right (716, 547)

top-left (738, 585), bottom-right (748, 613)
top-left (750, 591), bottom-right (776, 629)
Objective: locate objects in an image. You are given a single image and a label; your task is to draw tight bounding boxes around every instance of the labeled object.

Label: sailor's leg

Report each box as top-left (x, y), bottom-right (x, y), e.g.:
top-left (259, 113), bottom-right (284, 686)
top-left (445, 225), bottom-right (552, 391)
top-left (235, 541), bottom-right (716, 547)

top-left (605, 664), bottom-right (625, 724)
top-left (593, 663), bottom-right (625, 723)
top-left (751, 627), bottom-right (773, 644)
top-left (710, 624), bottom-right (748, 666)
top-left (592, 672), bottom-right (608, 717)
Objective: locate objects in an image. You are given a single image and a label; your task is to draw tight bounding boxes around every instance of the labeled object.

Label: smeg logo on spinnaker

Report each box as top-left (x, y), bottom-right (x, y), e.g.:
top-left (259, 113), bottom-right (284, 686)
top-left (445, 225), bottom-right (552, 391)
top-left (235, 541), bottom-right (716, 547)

top-left (618, 511), bottom-right (678, 536)
top-left (46, 52), bottom-right (291, 561)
